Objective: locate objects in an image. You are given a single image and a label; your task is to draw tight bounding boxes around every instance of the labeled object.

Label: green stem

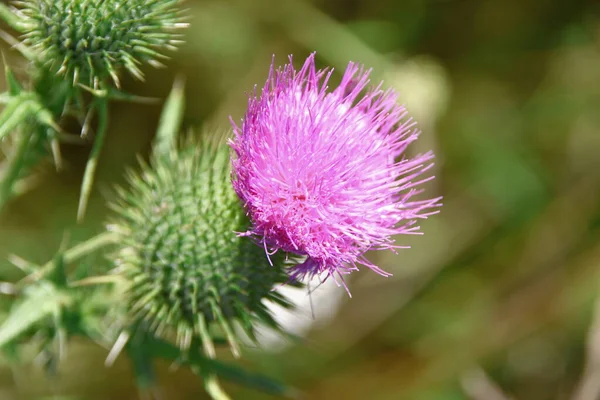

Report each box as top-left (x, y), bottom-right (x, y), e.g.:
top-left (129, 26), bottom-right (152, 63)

top-left (77, 98), bottom-right (108, 222)
top-left (128, 330), bottom-right (158, 396)
top-left (0, 130), bottom-right (32, 211)
top-left (18, 231), bottom-right (118, 286)
top-left (204, 375), bottom-right (232, 400)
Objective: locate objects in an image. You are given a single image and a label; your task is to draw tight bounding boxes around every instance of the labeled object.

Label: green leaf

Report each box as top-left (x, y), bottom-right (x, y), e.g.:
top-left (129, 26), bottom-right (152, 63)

top-left (0, 95), bottom-right (35, 142)
top-left (153, 76), bottom-right (185, 158)
top-left (3, 63), bottom-right (22, 96)
top-left (77, 99), bottom-right (108, 222)
top-left (127, 330), bottom-right (157, 391)
top-left (33, 103), bottom-right (63, 134)
top-left (0, 285), bottom-right (66, 347)
top-left (0, 128), bottom-right (33, 211)
top-left (19, 232), bottom-right (117, 286)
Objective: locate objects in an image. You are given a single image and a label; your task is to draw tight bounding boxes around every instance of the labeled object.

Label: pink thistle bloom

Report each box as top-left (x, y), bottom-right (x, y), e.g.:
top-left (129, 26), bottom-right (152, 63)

top-left (229, 53), bottom-right (441, 292)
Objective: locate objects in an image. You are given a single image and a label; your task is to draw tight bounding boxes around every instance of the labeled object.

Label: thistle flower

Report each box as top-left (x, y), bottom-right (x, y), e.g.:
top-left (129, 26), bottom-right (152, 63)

top-left (15, 0), bottom-right (187, 87)
top-left (230, 54), bottom-right (441, 290)
top-left (108, 140), bottom-right (294, 355)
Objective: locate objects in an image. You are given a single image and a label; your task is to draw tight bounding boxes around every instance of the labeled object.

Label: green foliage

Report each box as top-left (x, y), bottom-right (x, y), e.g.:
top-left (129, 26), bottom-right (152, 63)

top-left (0, 0), bottom-right (595, 399)
top-left (0, 283), bottom-right (67, 349)
top-left (0, 0), bottom-right (187, 220)
top-left (0, 65), bottom-right (63, 209)
top-left (0, 242), bottom-right (111, 374)
top-left (0, 82), bottom-right (298, 398)
top-left (0, 0), bottom-right (300, 398)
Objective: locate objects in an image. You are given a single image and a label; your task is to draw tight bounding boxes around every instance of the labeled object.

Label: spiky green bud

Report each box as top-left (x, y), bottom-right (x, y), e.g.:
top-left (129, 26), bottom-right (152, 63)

top-left (16, 0), bottom-right (187, 87)
top-left (109, 140), bottom-right (293, 355)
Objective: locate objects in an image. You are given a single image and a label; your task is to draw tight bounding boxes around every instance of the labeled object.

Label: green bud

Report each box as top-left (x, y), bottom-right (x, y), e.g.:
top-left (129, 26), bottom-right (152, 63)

top-left (108, 139), bottom-right (294, 355)
top-left (16, 0), bottom-right (187, 87)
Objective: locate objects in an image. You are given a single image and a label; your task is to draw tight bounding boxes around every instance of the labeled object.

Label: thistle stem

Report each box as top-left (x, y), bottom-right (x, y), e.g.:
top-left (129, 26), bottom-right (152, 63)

top-left (77, 98), bottom-right (108, 222)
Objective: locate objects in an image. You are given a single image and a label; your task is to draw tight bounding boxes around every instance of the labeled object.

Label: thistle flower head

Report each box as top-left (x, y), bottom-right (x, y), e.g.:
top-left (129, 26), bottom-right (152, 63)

top-left (16, 0), bottom-right (187, 87)
top-left (230, 54), bottom-right (441, 290)
top-left (109, 140), bottom-right (293, 355)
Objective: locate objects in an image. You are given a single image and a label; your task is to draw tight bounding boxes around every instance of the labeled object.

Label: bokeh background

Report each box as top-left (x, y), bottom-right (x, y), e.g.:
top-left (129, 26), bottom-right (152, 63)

top-left (1, 0), bottom-right (600, 398)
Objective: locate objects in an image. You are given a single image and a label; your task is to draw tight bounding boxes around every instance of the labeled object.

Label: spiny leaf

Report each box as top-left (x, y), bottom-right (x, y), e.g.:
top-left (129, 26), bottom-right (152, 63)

top-left (33, 104), bottom-right (63, 135)
top-left (127, 330), bottom-right (158, 393)
top-left (0, 95), bottom-right (35, 142)
top-left (153, 76), bottom-right (185, 158)
top-left (0, 129), bottom-right (32, 211)
top-left (18, 232), bottom-right (117, 286)
top-left (0, 285), bottom-right (67, 347)
top-left (0, 94), bottom-right (61, 143)
top-left (3, 62), bottom-right (22, 96)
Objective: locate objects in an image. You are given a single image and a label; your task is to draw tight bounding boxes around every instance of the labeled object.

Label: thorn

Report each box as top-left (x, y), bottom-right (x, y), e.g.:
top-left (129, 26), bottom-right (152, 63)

top-left (80, 106), bottom-right (95, 138)
top-left (77, 82), bottom-right (107, 98)
top-left (105, 330), bottom-right (131, 367)
top-left (7, 253), bottom-right (37, 274)
top-left (50, 137), bottom-right (62, 171)
top-left (0, 29), bottom-right (33, 60)
top-left (196, 315), bottom-right (215, 358)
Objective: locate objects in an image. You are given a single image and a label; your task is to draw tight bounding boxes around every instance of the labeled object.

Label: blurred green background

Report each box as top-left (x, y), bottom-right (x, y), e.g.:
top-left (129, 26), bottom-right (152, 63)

top-left (1, 0), bottom-right (600, 398)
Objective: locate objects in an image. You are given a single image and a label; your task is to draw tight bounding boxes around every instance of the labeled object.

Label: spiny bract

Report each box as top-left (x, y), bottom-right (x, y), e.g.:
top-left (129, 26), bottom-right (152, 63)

top-left (109, 140), bottom-right (293, 355)
top-left (16, 0), bottom-right (186, 87)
